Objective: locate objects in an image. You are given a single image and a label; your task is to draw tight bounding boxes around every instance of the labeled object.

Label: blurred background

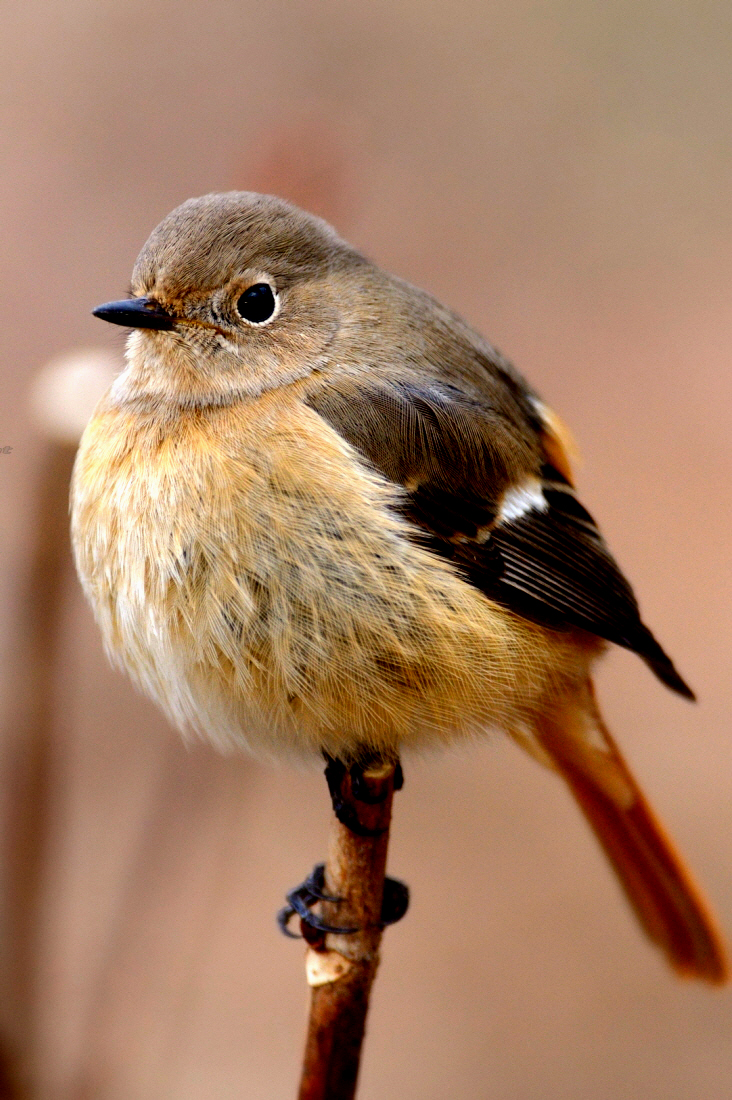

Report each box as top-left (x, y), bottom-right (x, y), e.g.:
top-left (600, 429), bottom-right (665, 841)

top-left (1, 2), bottom-right (732, 1097)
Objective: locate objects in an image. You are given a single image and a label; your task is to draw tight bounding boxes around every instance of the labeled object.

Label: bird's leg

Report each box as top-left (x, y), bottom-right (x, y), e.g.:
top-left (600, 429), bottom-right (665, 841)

top-left (278, 755), bottom-right (409, 939)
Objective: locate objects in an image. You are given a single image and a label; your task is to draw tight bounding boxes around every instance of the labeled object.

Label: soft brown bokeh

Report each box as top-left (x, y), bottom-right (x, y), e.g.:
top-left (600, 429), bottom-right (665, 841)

top-left (1, 3), bottom-right (731, 1097)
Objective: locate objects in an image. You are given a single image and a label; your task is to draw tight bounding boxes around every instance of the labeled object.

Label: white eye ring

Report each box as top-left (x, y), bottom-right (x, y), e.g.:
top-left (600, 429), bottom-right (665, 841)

top-left (235, 282), bottom-right (278, 325)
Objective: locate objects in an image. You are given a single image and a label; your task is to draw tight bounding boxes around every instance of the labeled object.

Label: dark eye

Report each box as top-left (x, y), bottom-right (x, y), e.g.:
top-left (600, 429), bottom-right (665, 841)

top-left (236, 283), bottom-right (277, 324)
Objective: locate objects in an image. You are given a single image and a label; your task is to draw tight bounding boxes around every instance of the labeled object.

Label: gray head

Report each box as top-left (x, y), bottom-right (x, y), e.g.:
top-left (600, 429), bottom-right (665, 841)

top-left (94, 192), bottom-right (365, 406)
top-left (132, 191), bottom-right (353, 298)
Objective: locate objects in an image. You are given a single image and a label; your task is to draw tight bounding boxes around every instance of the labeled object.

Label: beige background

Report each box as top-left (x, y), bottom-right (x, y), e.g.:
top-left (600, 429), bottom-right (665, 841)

top-left (1, 2), bottom-right (731, 1097)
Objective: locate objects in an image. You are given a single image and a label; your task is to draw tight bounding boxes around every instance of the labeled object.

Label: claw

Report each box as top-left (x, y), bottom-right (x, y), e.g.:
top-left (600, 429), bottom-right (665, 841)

top-left (277, 863), bottom-right (359, 939)
top-left (380, 876), bottom-right (410, 926)
top-left (278, 863), bottom-right (411, 938)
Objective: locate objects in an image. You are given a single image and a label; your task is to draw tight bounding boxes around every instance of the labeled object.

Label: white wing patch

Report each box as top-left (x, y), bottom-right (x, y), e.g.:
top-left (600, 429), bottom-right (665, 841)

top-left (498, 479), bottom-right (548, 524)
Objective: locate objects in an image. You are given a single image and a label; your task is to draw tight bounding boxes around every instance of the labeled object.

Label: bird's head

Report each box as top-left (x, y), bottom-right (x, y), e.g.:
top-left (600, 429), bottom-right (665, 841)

top-left (94, 192), bottom-right (363, 407)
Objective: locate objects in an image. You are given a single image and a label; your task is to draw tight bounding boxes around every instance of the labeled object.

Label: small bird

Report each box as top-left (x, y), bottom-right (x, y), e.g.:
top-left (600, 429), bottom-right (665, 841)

top-left (72, 191), bottom-right (727, 982)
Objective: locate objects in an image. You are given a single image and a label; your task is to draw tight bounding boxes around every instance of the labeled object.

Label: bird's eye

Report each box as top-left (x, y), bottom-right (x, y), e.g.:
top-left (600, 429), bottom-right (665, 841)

top-left (236, 283), bottom-right (277, 324)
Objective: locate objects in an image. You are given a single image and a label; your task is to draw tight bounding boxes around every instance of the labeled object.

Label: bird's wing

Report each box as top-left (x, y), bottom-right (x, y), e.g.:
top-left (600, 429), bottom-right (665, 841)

top-left (306, 377), bottom-right (693, 698)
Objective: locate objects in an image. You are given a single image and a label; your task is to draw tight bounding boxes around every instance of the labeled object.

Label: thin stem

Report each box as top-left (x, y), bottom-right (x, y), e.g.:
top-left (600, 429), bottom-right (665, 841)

top-left (297, 762), bottom-right (399, 1100)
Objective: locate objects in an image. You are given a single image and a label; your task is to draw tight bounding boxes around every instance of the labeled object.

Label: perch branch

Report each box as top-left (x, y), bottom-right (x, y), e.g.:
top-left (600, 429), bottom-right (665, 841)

top-left (297, 761), bottom-right (400, 1100)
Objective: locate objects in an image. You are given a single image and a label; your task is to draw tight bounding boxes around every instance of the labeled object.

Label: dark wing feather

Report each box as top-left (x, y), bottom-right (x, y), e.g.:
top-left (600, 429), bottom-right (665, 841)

top-left (306, 377), bottom-right (540, 519)
top-left (306, 379), bottom-right (694, 699)
top-left (487, 473), bottom-right (693, 697)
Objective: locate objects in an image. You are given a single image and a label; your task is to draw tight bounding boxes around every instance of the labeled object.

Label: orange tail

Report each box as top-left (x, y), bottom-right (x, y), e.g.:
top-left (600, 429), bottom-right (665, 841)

top-left (535, 685), bottom-right (728, 984)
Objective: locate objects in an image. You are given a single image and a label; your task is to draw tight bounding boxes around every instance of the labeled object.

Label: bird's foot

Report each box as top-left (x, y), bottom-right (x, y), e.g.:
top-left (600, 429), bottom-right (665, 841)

top-left (278, 862), bottom-right (357, 940)
top-left (278, 862), bottom-right (409, 941)
top-left (380, 875), bottom-right (410, 927)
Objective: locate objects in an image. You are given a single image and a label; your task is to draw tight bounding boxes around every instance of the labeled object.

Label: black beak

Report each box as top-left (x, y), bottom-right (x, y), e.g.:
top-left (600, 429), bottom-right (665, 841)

top-left (92, 297), bottom-right (175, 330)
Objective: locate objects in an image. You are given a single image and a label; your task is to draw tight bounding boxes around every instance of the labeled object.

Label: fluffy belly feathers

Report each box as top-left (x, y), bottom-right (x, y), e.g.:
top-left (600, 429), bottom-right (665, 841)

top-left (71, 392), bottom-right (583, 760)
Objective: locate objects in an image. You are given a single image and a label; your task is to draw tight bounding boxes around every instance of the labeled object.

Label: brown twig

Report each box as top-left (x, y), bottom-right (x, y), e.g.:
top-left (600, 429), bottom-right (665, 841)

top-left (297, 762), bottom-right (400, 1100)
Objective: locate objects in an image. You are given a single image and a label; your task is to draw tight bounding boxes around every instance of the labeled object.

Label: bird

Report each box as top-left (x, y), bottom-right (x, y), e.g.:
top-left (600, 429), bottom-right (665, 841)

top-left (71, 190), bottom-right (727, 983)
